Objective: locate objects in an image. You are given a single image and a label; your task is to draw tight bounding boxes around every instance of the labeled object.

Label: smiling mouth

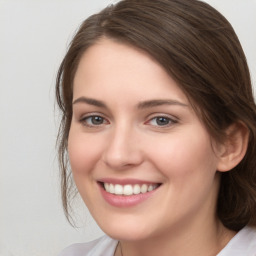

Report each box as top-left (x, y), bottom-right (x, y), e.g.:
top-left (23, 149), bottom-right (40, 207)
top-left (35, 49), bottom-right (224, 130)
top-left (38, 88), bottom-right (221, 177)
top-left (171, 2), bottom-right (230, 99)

top-left (99, 182), bottom-right (161, 196)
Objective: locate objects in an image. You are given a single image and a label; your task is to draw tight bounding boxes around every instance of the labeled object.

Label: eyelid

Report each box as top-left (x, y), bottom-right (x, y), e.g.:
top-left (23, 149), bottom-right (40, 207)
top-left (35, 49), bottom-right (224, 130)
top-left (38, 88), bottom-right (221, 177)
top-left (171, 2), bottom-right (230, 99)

top-left (145, 114), bottom-right (178, 127)
top-left (79, 112), bottom-right (110, 127)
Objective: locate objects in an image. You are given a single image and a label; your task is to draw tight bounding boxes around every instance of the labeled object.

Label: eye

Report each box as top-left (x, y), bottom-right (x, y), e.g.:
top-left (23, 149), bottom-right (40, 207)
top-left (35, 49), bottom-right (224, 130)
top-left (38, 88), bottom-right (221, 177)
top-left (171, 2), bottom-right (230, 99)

top-left (80, 115), bottom-right (109, 127)
top-left (146, 116), bottom-right (177, 127)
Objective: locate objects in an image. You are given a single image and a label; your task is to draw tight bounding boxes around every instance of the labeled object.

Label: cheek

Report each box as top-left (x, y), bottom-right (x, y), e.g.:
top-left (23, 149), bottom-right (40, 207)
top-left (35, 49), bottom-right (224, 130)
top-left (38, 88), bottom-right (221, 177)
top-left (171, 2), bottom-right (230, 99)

top-left (68, 130), bottom-right (103, 175)
top-left (148, 131), bottom-right (219, 216)
top-left (146, 130), bottom-right (218, 182)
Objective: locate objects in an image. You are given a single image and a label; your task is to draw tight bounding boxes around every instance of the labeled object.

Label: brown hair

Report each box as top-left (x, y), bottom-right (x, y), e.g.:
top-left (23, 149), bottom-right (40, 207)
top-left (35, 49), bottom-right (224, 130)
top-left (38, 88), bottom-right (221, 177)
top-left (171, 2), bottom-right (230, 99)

top-left (56, 0), bottom-right (256, 230)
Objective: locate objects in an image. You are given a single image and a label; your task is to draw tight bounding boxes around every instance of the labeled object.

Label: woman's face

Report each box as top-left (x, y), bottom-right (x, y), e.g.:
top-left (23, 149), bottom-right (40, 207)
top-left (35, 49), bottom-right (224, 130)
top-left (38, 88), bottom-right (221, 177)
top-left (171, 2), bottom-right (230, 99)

top-left (68, 38), bottom-right (223, 241)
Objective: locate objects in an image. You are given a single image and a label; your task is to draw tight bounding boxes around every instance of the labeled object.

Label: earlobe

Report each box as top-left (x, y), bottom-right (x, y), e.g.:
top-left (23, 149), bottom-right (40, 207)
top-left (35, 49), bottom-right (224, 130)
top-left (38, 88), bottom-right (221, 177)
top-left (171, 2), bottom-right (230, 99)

top-left (217, 122), bottom-right (249, 172)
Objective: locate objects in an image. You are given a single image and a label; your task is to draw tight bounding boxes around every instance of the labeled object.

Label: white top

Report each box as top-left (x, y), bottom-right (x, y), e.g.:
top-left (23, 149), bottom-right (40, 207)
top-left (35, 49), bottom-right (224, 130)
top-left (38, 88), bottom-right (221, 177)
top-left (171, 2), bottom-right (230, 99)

top-left (59, 226), bottom-right (256, 256)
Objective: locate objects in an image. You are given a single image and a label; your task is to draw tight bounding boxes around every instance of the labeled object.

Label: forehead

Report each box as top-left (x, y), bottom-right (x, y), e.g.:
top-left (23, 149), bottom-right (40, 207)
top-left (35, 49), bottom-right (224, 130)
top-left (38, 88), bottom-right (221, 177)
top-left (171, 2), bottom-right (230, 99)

top-left (73, 38), bottom-right (188, 105)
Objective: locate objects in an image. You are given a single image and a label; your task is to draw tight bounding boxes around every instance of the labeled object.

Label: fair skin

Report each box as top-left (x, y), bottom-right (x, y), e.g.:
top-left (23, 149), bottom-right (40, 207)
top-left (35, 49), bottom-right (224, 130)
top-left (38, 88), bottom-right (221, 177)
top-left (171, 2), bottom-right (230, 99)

top-left (68, 38), bottom-right (241, 256)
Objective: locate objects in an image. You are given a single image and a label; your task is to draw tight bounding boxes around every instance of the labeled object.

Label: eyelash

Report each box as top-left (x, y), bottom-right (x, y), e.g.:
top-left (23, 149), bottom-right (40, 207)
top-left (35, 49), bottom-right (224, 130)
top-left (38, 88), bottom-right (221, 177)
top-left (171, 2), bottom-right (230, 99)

top-left (79, 114), bottom-right (109, 128)
top-left (145, 115), bottom-right (177, 128)
top-left (79, 114), bottom-right (177, 128)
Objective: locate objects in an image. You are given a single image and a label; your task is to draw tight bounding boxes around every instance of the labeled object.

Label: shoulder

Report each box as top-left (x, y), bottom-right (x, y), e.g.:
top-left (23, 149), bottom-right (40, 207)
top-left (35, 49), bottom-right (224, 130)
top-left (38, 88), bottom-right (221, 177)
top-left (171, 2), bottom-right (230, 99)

top-left (218, 226), bottom-right (256, 256)
top-left (58, 235), bottom-right (118, 256)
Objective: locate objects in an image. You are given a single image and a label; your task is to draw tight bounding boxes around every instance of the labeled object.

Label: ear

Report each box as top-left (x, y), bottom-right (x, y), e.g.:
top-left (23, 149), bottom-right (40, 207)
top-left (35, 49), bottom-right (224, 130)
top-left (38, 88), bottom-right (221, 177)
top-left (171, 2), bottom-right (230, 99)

top-left (216, 122), bottom-right (249, 172)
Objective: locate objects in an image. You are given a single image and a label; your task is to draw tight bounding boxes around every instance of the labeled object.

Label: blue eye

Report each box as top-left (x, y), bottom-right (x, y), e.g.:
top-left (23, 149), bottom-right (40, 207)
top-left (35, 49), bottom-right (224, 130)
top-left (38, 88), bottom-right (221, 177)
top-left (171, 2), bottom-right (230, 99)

top-left (80, 115), bottom-right (108, 127)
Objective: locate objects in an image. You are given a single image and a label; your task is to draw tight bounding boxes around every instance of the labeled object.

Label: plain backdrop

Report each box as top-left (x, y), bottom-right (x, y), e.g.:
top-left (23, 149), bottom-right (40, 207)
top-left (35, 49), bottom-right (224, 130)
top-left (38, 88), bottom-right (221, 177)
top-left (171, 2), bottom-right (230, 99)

top-left (0, 0), bottom-right (255, 255)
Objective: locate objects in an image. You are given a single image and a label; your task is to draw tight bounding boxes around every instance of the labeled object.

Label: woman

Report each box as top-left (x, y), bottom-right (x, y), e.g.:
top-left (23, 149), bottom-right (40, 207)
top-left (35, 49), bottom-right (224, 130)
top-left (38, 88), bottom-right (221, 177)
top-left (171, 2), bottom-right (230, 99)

top-left (57, 0), bottom-right (256, 255)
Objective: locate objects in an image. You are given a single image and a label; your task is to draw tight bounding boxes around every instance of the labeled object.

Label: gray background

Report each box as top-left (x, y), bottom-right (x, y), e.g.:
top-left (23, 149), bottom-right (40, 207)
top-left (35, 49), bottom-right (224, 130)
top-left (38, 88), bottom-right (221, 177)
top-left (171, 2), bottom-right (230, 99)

top-left (0, 0), bottom-right (255, 255)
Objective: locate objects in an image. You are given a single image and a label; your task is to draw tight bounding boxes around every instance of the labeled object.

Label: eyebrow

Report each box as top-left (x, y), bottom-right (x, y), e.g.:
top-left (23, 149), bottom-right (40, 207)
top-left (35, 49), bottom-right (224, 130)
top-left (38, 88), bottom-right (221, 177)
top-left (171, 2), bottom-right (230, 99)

top-left (72, 97), bottom-right (188, 109)
top-left (73, 97), bottom-right (107, 108)
top-left (137, 99), bottom-right (188, 109)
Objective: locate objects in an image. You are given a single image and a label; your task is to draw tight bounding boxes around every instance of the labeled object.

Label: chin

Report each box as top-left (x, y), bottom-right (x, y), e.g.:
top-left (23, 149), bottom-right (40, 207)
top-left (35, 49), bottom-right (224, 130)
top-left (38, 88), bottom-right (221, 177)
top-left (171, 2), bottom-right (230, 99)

top-left (98, 217), bottom-right (158, 241)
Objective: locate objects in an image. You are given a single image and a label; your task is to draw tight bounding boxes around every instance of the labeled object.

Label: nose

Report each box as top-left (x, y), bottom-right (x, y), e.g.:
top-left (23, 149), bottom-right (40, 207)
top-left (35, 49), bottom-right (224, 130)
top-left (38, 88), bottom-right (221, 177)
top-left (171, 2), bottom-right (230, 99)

top-left (102, 124), bottom-right (143, 170)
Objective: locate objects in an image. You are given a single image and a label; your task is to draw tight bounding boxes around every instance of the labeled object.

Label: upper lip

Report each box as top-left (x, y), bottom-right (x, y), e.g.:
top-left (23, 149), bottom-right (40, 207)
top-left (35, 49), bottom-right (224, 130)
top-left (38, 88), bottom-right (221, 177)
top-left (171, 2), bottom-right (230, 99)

top-left (97, 178), bottom-right (162, 185)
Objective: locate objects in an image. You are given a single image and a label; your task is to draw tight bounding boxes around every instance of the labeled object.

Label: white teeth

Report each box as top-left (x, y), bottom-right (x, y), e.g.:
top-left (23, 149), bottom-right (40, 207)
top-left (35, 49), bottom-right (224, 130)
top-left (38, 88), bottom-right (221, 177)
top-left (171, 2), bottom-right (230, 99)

top-left (109, 184), bottom-right (115, 193)
top-left (148, 185), bottom-right (153, 192)
top-left (123, 185), bottom-right (133, 195)
top-left (133, 184), bottom-right (141, 195)
top-left (115, 184), bottom-right (123, 195)
top-left (104, 183), bottom-right (109, 192)
top-left (103, 183), bottom-right (159, 196)
top-left (141, 184), bottom-right (148, 193)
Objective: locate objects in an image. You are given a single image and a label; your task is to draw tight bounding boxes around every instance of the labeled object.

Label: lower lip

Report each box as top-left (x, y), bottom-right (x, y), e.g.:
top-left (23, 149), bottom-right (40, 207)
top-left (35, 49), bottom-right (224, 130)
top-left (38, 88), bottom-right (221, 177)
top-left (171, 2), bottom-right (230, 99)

top-left (98, 184), bottom-right (159, 208)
